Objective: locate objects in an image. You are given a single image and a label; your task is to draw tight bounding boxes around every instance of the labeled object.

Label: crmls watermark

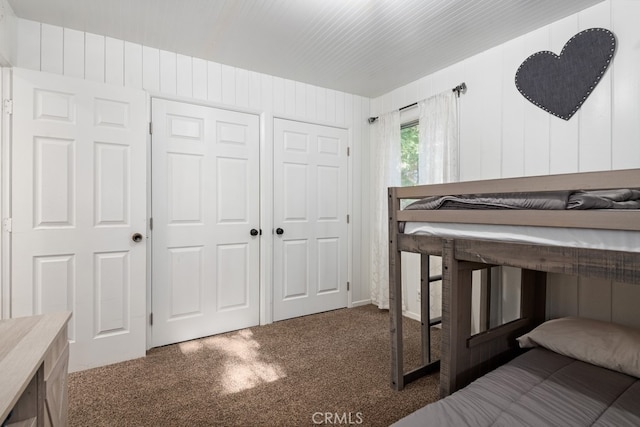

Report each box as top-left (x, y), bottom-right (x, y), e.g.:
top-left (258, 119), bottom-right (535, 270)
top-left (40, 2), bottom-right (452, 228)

top-left (312, 412), bottom-right (364, 425)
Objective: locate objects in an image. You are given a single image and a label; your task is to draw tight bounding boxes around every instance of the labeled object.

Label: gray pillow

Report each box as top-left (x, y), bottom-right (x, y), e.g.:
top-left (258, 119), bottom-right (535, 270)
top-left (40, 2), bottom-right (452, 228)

top-left (518, 317), bottom-right (640, 378)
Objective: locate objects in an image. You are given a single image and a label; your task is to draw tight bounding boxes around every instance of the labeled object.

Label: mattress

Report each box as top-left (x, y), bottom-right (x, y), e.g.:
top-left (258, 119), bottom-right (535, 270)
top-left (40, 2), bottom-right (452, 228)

top-left (404, 189), bottom-right (640, 211)
top-left (403, 222), bottom-right (640, 253)
top-left (392, 347), bottom-right (640, 427)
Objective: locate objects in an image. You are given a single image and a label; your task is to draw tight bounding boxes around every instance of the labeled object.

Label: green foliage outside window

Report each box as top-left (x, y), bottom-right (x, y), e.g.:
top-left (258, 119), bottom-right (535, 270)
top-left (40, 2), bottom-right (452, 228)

top-left (401, 124), bottom-right (419, 187)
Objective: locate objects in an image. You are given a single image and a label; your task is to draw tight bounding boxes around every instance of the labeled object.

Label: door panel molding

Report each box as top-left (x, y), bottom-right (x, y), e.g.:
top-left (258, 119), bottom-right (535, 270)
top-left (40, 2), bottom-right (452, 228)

top-left (11, 68), bottom-right (147, 371)
top-left (273, 118), bottom-right (348, 321)
top-left (150, 98), bottom-right (260, 347)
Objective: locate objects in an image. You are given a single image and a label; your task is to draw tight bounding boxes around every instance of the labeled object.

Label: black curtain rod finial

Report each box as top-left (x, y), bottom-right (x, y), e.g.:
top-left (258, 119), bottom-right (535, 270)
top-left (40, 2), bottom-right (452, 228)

top-left (452, 82), bottom-right (467, 97)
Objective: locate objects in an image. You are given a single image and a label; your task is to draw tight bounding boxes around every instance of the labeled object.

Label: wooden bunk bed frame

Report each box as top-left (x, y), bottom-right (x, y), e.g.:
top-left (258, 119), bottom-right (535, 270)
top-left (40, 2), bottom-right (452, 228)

top-left (387, 168), bottom-right (640, 397)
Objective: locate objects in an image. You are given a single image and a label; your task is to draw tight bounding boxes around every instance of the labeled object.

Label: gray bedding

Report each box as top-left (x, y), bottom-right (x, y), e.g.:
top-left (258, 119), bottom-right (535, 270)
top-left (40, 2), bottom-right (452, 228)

top-left (392, 348), bottom-right (640, 427)
top-left (404, 189), bottom-right (640, 211)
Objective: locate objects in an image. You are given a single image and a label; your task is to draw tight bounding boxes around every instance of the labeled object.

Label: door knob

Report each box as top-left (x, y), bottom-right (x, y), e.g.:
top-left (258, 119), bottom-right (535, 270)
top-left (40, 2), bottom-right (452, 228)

top-left (250, 228), bottom-right (259, 236)
top-left (132, 232), bottom-right (143, 242)
top-left (276, 228), bottom-right (284, 235)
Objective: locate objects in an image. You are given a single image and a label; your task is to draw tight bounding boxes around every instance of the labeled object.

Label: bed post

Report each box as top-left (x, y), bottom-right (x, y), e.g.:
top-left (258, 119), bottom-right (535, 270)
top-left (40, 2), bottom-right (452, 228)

top-left (441, 238), bottom-right (456, 397)
top-left (440, 238), bottom-right (473, 397)
top-left (420, 254), bottom-right (431, 364)
top-left (389, 188), bottom-right (404, 390)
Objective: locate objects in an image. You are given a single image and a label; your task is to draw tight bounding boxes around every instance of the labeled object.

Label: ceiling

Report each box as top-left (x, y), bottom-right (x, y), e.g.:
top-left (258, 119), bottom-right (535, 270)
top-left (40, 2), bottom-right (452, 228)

top-left (7, 0), bottom-right (604, 98)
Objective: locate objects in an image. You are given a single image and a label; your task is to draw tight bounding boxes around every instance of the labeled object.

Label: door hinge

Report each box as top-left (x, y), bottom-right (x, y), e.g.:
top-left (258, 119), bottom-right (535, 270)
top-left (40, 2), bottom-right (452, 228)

top-left (347, 214), bottom-right (350, 224)
top-left (149, 217), bottom-right (153, 230)
top-left (3, 218), bottom-right (12, 233)
top-left (149, 122), bottom-right (153, 135)
top-left (149, 313), bottom-right (153, 326)
top-left (347, 146), bottom-right (350, 156)
top-left (3, 99), bottom-right (13, 115)
top-left (347, 282), bottom-right (350, 291)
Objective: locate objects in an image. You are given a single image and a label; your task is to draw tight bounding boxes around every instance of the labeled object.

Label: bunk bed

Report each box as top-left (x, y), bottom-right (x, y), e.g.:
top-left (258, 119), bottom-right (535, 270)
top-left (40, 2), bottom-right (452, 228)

top-left (387, 168), bottom-right (640, 401)
top-left (393, 317), bottom-right (640, 426)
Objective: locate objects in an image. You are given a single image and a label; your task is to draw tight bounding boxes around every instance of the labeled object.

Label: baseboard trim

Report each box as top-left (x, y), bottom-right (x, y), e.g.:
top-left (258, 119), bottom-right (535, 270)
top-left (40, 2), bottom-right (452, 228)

top-left (402, 310), bottom-right (420, 321)
top-left (351, 299), bottom-right (372, 308)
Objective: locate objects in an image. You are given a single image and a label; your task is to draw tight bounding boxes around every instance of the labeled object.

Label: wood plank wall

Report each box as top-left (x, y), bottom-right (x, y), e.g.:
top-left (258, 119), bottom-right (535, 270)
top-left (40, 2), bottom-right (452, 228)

top-left (5, 1), bottom-right (640, 323)
top-left (0, 0), bottom-right (16, 66)
top-left (0, 0), bottom-right (16, 319)
top-left (372, 0), bottom-right (640, 328)
top-left (9, 17), bottom-right (373, 311)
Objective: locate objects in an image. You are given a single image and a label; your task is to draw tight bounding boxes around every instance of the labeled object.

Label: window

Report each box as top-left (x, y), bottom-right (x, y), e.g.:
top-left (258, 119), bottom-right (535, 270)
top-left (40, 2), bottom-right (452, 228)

top-left (400, 120), bottom-right (419, 209)
top-left (400, 120), bottom-right (419, 187)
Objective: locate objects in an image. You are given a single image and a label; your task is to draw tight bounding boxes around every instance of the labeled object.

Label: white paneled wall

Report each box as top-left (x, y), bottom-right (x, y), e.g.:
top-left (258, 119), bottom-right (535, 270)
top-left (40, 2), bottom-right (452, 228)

top-left (0, 0), bottom-right (14, 319)
top-left (372, 1), bottom-right (640, 178)
top-left (372, 0), bottom-right (640, 327)
top-left (15, 18), bottom-right (369, 126)
top-left (7, 2), bottom-right (640, 323)
top-left (0, 69), bottom-right (4, 319)
top-left (0, 0), bottom-right (16, 66)
top-left (11, 17), bottom-right (372, 311)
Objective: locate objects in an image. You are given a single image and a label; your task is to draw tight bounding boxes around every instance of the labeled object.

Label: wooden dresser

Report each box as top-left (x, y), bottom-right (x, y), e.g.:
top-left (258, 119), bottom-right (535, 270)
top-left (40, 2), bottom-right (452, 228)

top-left (0, 312), bottom-right (71, 427)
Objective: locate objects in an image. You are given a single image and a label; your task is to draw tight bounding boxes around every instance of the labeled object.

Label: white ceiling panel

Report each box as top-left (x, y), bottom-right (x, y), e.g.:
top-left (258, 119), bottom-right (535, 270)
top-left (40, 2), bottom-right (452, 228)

top-left (7, 0), bottom-right (604, 97)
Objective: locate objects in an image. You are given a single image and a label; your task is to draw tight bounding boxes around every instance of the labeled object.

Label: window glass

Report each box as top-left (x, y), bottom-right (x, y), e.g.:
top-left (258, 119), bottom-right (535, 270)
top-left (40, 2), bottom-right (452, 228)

top-left (400, 121), bottom-right (419, 209)
top-left (401, 121), bottom-right (419, 187)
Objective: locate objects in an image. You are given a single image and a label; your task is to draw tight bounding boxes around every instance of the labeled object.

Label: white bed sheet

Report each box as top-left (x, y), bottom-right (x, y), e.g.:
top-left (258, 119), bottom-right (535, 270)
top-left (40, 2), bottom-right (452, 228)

top-left (403, 222), bottom-right (640, 253)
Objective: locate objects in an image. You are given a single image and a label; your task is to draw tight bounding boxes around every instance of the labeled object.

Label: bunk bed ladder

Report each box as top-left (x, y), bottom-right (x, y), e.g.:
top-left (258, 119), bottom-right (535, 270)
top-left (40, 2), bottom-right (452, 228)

top-left (389, 188), bottom-right (441, 390)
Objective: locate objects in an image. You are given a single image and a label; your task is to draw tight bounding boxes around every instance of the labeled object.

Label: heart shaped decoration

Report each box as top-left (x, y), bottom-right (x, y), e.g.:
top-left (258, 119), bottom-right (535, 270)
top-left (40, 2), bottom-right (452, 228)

top-left (515, 28), bottom-right (616, 120)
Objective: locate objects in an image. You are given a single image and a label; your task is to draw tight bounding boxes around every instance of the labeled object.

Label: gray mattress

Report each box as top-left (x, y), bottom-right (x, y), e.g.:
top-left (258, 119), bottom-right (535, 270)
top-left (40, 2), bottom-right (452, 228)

top-left (393, 348), bottom-right (640, 427)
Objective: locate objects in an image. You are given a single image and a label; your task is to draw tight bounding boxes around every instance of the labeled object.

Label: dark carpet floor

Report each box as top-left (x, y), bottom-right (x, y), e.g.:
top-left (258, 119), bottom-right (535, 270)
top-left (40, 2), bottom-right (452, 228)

top-left (68, 304), bottom-right (441, 426)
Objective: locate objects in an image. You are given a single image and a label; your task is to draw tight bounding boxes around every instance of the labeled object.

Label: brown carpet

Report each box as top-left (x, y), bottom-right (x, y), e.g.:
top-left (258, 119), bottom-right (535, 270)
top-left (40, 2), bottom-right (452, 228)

top-left (69, 305), bottom-right (441, 426)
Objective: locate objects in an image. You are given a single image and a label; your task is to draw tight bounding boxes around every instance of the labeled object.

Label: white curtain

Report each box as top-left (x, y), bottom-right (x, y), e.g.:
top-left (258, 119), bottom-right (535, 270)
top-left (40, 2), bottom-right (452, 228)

top-left (418, 91), bottom-right (459, 184)
top-left (370, 91), bottom-right (459, 309)
top-left (415, 91), bottom-right (459, 322)
top-left (370, 110), bottom-right (400, 309)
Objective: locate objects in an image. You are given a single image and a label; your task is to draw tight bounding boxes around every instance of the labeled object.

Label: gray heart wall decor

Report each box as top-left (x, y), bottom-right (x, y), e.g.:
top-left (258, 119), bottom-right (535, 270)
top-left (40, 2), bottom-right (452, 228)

top-left (515, 28), bottom-right (616, 120)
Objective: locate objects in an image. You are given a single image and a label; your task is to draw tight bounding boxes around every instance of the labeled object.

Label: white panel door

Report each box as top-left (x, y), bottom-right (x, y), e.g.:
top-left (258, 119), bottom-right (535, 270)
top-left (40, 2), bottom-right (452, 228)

top-left (273, 119), bottom-right (348, 321)
top-left (11, 68), bottom-right (147, 371)
top-left (151, 98), bottom-right (260, 347)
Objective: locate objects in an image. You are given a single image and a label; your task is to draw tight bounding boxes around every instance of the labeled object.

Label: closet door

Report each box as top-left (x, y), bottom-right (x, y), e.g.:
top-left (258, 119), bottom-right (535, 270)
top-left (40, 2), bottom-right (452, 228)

top-left (11, 68), bottom-right (147, 371)
top-left (273, 118), bottom-right (348, 321)
top-left (151, 99), bottom-right (260, 347)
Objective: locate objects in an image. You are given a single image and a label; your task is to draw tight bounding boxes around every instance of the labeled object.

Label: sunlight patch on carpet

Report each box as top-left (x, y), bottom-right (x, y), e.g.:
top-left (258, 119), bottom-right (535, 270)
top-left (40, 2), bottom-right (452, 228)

top-left (198, 329), bottom-right (287, 394)
top-left (178, 340), bottom-right (205, 354)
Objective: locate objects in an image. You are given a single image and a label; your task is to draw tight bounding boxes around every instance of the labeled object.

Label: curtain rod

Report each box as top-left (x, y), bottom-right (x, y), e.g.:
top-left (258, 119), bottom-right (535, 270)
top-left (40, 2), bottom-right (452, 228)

top-left (367, 82), bottom-right (466, 124)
